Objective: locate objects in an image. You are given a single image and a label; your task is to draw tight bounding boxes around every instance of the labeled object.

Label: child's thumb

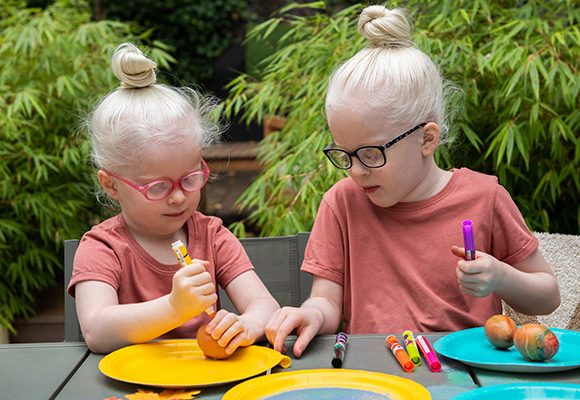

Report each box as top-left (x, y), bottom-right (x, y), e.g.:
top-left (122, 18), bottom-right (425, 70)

top-left (450, 245), bottom-right (466, 258)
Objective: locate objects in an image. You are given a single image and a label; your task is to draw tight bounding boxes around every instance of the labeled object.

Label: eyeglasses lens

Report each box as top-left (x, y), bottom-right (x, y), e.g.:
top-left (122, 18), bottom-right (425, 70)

top-left (181, 173), bottom-right (207, 191)
top-left (327, 150), bottom-right (351, 168)
top-left (146, 182), bottom-right (173, 200)
top-left (357, 148), bottom-right (385, 167)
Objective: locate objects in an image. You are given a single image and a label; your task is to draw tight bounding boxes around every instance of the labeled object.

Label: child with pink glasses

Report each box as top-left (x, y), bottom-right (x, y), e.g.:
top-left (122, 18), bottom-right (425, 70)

top-left (68, 43), bottom-right (278, 354)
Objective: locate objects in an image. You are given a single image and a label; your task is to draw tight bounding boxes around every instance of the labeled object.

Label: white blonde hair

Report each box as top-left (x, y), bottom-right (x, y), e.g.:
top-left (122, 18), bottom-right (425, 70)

top-left (326, 5), bottom-right (449, 139)
top-left (87, 43), bottom-right (221, 170)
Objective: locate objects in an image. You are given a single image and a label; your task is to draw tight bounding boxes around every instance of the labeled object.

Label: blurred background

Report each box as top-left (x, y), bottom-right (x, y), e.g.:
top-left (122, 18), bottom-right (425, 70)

top-left (1, 0), bottom-right (577, 343)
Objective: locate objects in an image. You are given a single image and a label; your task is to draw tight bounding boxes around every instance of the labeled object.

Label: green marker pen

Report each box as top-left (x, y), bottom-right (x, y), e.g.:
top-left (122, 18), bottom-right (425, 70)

top-left (402, 330), bottom-right (422, 366)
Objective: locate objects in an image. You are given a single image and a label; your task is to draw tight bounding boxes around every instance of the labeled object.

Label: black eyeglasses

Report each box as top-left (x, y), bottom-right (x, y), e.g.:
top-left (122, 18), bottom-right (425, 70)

top-left (323, 123), bottom-right (427, 169)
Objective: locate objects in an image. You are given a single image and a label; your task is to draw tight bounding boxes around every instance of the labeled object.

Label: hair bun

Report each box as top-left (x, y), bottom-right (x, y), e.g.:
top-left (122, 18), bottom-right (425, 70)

top-left (357, 5), bottom-right (413, 48)
top-left (111, 43), bottom-right (157, 88)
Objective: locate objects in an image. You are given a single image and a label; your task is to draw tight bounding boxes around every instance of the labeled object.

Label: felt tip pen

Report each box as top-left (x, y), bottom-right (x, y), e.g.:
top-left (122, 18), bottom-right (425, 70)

top-left (462, 220), bottom-right (476, 261)
top-left (415, 335), bottom-right (441, 372)
top-left (386, 335), bottom-right (414, 372)
top-left (402, 330), bottom-right (422, 366)
top-left (171, 240), bottom-right (215, 315)
top-left (331, 332), bottom-right (348, 368)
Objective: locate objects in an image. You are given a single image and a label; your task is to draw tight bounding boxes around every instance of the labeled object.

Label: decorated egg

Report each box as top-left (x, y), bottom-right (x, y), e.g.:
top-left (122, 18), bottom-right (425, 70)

top-left (514, 323), bottom-right (559, 361)
top-left (196, 323), bottom-right (231, 360)
top-left (484, 314), bottom-right (517, 349)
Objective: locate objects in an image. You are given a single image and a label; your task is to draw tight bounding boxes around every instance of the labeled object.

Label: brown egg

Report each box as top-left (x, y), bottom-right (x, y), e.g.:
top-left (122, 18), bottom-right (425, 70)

top-left (484, 314), bottom-right (517, 349)
top-left (196, 323), bottom-right (231, 360)
top-left (514, 323), bottom-right (559, 361)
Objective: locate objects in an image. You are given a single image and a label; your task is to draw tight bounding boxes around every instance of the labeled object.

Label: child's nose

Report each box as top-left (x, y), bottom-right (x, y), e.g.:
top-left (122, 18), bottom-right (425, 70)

top-left (167, 186), bottom-right (187, 204)
top-left (349, 157), bottom-right (370, 177)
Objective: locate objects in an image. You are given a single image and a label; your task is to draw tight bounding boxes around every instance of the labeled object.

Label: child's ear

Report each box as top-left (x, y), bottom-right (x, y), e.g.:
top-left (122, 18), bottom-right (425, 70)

top-left (98, 170), bottom-right (120, 200)
top-left (421, 122), bottom-right (440, 156)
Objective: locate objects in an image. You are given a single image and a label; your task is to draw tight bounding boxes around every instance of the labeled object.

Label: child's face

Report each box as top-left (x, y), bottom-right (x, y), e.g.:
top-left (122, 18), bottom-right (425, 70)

top-left (327, 101), bottom-right (431, 208)
top-left (103, 136), bottom-right (204, 241)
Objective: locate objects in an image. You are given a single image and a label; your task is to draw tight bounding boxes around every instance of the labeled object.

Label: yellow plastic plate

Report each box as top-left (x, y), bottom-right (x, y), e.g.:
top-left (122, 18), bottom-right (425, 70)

top-left (99, 339), bottom-right (291, 388)
top-left (223, 369), bottom-right (432, 400)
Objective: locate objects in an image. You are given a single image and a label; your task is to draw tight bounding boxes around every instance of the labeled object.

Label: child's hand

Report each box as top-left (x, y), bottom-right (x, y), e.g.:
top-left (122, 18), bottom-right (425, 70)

top-left (451, 246), bottom-right (508, 297)
top-left (169, 259), bottom-right (217, 318)
top-left (265, 306), bottom-right (324, 358)
top-left (203, 309), bottom-right (258, 355)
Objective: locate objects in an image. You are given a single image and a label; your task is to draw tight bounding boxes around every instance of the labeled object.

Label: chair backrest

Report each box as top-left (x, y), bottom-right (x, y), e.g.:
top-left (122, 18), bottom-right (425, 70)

top-left (220, 233), bottom-right (311, 312)
top-left (63, 233), bottom-right (311, 342)
top-left (64, 239), bottom-right (82, 342)
top-left (503, 232), bottom-right (580, 330)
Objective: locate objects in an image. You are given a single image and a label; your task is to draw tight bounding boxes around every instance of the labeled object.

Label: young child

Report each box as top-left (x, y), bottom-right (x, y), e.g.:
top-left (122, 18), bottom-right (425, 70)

top-left (265, 5), bottom-right (560, 357)
top-left (68, 43), bottom-right (279, 354)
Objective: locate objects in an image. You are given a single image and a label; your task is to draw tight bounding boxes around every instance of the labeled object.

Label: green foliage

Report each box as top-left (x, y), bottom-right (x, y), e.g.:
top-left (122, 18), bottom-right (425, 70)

top-left (224, 1), bottom-right (579, 236)
top-left (106, 0), bottom-right (248, 83)
top-left (0, 0), bottom-right (173, 330)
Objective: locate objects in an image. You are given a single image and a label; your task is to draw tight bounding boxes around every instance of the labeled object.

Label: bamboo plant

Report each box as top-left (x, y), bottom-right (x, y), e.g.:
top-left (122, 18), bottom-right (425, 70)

top-left (0, 0), bottom-right (173, 331)
top-left (224, 1), bottom-right (579, 237)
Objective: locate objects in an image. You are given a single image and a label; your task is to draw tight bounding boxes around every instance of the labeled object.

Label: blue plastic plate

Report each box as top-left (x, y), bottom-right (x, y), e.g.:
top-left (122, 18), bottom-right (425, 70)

top-left (452, 382), bottom-right (580, 399)
top-left (434, 327), bottom-right (580, 372)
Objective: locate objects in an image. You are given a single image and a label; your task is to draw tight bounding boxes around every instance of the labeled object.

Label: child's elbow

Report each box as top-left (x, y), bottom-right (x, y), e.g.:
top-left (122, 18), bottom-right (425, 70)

top-left (82, 329), bottom-right (119, 354)
top-left (547, 283), bottom-right (561, 314)
top-left (539, 279), bottom-right (561, 315)
top-left (83, 333), bottom-right (106, 354)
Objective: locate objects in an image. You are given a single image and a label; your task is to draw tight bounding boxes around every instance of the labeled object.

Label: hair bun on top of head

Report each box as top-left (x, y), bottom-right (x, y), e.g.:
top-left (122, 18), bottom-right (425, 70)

top-left (357, 5), bottom-right (413, 48)
top-left (111, 43), bottom-right (157, 89)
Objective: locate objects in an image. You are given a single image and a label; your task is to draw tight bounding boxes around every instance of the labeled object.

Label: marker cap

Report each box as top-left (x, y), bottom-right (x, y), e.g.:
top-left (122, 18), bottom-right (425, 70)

top-left (462, 220), bottom-right (475, 250)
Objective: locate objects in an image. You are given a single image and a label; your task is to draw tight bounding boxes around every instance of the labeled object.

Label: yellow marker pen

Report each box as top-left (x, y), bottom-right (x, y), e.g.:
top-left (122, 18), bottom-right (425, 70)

top-left (402, 330), bottom-right (422, 366)
top-left (171, 240), bottom-right (215, 315)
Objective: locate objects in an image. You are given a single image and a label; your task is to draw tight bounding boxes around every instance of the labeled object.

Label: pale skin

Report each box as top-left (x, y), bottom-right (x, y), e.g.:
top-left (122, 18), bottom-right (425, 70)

top-left (265, 101), bottom-right (560, 357)
top-left (75, 137), bottom-right (279, 354)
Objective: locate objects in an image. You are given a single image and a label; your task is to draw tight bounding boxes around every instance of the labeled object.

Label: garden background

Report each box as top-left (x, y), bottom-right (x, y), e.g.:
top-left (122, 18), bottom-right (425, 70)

top-left (0, 0), bottom-right (578, 341)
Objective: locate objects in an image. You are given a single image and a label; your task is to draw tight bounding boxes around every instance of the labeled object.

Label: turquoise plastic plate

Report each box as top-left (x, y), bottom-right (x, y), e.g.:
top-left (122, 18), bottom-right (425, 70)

top-left (452, 383), bottom-right (580, 399)
top-left (434, 327), bottom-right (580, 372)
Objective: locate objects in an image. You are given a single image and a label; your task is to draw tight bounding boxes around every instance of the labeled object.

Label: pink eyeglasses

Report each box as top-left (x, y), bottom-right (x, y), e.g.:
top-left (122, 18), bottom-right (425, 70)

top-left (102, 159), bottom-right (210, 201)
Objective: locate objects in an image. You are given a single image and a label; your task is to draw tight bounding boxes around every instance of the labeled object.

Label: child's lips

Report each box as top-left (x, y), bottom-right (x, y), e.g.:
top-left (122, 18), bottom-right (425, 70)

top-left (363, 185), bottom-right (379, 193)
top-left (165, 210), bottom-right (186, 217)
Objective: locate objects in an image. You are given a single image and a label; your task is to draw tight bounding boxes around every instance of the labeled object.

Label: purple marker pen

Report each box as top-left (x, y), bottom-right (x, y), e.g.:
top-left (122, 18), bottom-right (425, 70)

top-left (462, 220), bottom-right (476, 261)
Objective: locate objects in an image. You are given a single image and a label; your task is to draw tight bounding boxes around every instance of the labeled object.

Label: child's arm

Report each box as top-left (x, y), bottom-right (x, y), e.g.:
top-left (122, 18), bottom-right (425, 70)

top-left (452, 247), bottom-right (560, 315)
top-left (75, 261), bottom-right (217, 353)
top-left (265, 276), bottom-right (343, 358)
top-left (200, 270), bottom-right (279, 356)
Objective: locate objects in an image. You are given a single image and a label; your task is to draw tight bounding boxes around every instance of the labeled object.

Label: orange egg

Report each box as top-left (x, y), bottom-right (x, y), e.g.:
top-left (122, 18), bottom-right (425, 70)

top-left (514, 323), bottom-right (559, 361)
top-left (484, 314), bottom-right (517, 349)
top-left (196, 323), bottom-right (231, 360)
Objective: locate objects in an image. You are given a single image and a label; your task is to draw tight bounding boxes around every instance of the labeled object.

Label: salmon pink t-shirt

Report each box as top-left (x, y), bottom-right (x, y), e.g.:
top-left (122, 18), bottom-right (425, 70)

top-left (68, 211), bottom-right (253, 339)
top-left (302, 168), bottom-right (538, 334)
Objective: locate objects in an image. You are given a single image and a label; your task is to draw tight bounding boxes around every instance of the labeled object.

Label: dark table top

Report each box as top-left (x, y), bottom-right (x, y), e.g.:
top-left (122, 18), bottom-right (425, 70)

top-left (2, 333), bottom-right (579, 400)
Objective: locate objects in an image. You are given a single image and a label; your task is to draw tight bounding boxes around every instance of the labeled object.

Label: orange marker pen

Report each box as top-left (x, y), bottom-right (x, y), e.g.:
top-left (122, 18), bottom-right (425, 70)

top-left (386, 335), bottom-right (414, 372)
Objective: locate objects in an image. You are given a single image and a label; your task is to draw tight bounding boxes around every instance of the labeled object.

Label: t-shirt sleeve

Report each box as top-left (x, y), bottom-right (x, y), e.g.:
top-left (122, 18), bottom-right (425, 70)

top-left (213, 225), bottom-right (254, 289)
top-left (67, 233), bottom-right (122, 297)
top-left (491, 184), bottom-right (539, 266)
top-left (301, 196), bottom-right (345, 286)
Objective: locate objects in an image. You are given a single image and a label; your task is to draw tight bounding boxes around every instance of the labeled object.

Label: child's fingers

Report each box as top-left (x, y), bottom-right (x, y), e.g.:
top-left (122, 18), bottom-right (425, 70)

top-left (292, 323), bottom-right (318, 358)
top-left (190, 258), bottom-right (210, 267)
top-left (217, 319), bottom-right (244, 346)
top-left (188, 271), bottom-right (214, 287)
top-left (457, 260), bottom-right (485, 275)
top-left (273, 314), bottom-right (303, 354)
top-left (265, 309), bottom-right (293, 345)
top-left (210, 313), bottom-right (238, 340)
top-left (225, 332), bottom-right (246, 355)
top-left (451, 245), bottom-right (466, 258)
top-left (205, 309), bottom-right (228, 331)
top-left (182, 262), bottom-right (209, 276)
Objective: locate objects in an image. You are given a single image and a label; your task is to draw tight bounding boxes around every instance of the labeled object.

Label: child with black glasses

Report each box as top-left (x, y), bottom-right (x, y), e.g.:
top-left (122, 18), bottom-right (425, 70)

top-left (68, 43), bottom-right (278, 354)
top-left (265, 5), bottom-right (560, 357)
